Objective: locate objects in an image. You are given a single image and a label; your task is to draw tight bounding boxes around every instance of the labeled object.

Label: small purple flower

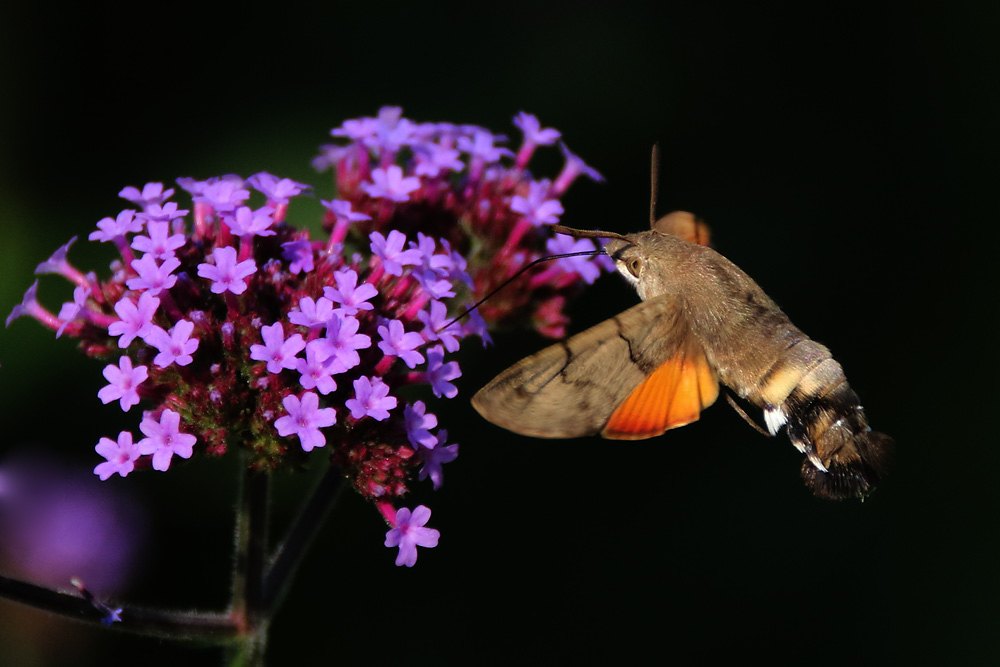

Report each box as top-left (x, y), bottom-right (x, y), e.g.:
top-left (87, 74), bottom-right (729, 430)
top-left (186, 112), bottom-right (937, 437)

top-left (546, 236), bottom-right (602, 284)
top-left (412, 268), bottom-right (455, 300)
top-left (312, 143), bottom-right (354, 172)
top-left (288, 296), bottom-right (335, 331)
top-left (377, 319), bottom-right (425, 369)
top-left (295, 340), bottom-right (339, 395)
top-left (135, 201), bottom-right (189, 224)
top-left (404, 401), bottom-right (438, 448)
top-left (346, 376), bottom-right (397, 421)
top-left (281, 239), bottom-right (315, 274)
top-left (197, 245), bottom-right (257, 295)
top-left (417, 300), bottom-right (462, 353)
top-left (513, 112), bottom-right (561, 170)
top-left (331, 116), bottom-right (380, 141)
top-left (130, 221), bottom-right (186, 259)
top-left (223, 206), bottom-right (276, 237)
top-left (108, 292), bottom-right (160, 348)
top-left (418, 430), bottom-right (459, 490)
top-left (462, 309), bottom-right (492, 347)
top-left (137, 409), bottom-right (197, 472)
top-left (365, 107), bottom-right (418, 155)
top-left (425, 345), bottom-right (461, 398)
top-left (250, 323), bottom-right (306, 374)
top-left (361, 166), bottom-right (420, 202)
top-left (192, 178), bottom-right (250, 213)
top-left (384, 505), bottom-right (440, 567)
top-left (94, 431), bottom-right (142, 480)
top-left (34, 236), bottom-right (79, 278)
top-left (119, 182), bottom-right (174, 207)
top-left (126, 254), bottom-right (180, 295)
top-left (248, 172), bottom-right (310, 204)
top-left (369, 231), bottom-right (423, 276)
top-left (97, 356), bottom-right (149, 411)
top-left (321, 199), bottom-right (372, 224)
top-left (274, 392), bottom-right (337, 452)
top-left (513, 112), bottom-right (561, 146)
top-left (413, 143), bottom-right (464, 178)
top-left (56, 285), bottom-right (92, 338)
top-left (510, 180), bottom-right (564, 226)
top-left (551, 141), bottom-right (605, 196)
top-left (456, 129), bottom-right (514, 163)
top-left (323, 268), bottom-right (378, 315)
top-left (145, 320), bottom-right (199, 368)
top-left (89, 210), bottom-right (143, 243)
top-left (319, 313), bottom-right (371, 370)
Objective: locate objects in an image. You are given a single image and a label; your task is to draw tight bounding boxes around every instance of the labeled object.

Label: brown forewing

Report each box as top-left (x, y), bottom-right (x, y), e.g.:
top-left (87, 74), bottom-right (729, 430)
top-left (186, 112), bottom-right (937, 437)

top-left (471, 294), bottom-right (719, 438)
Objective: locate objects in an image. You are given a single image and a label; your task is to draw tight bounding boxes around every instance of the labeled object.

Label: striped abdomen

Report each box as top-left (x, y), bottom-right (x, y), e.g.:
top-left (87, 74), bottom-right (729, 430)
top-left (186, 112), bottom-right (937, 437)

top-left (749, 338), bottom-right (893, 499)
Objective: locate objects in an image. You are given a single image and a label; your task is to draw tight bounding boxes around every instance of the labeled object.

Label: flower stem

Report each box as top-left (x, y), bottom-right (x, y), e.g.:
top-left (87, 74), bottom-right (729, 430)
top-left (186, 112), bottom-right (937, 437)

top-left (263, 463), bottom-right (344, 612)
top-left (0, 572), bottom-right (242, 640)
top-left (230, 465), bottom-right (271, 664)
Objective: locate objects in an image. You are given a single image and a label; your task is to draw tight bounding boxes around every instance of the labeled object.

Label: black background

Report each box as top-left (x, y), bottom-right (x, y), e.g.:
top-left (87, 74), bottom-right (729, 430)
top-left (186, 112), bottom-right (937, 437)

top-left (0, 2), bottom-right (996, 665)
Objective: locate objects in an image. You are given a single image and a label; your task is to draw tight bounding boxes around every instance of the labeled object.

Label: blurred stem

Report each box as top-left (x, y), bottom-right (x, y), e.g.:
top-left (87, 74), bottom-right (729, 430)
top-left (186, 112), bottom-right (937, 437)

top-left (0, 573), bottom-right (242, 640)
top-left (263, 462), bottom-right (345, 612)
top-left (0, 461), bottom-right (347, 662)
top-left (229, 466), bottom-right (271, 666)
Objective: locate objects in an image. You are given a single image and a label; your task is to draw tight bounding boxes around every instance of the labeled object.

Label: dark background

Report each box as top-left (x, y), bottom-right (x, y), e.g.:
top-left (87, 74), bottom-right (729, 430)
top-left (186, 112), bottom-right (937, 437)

top-left (0, 2), bottom-right (996, 665)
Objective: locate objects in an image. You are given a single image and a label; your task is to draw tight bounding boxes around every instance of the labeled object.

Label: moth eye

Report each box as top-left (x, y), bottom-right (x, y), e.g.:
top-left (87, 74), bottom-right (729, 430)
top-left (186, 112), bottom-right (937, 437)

top-left (626, 257), bottom-right (642, 278)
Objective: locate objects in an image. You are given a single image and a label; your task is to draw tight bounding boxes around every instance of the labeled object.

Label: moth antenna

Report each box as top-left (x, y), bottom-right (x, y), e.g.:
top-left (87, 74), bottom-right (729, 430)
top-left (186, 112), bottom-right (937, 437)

top-left (551, 224), bottom-right (629, 242)
top-left (436, 250), bottom-right (602, 333)
top-left (649, 143), bottom-right (660, 227)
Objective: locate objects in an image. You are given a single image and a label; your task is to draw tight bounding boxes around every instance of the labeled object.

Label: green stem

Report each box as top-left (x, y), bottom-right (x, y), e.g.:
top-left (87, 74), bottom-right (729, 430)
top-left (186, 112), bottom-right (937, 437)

top-left (263, 463), bottom-right (345, 612)
top-left (230, 466), bottom-right (271, 665)
top-left (0, 573), bottom-right (241, 640)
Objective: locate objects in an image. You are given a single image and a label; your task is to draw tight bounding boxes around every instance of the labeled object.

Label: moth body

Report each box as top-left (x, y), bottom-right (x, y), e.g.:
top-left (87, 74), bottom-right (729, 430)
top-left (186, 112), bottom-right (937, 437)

top-left (473, 217), bottom-right (893, 500)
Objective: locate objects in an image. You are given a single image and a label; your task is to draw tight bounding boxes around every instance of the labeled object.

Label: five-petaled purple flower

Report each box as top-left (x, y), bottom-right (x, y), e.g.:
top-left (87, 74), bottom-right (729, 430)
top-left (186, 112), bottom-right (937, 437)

top-left (108, 293), bottom-right (160, 348)
top-left (127, 254), bottom-right (180, 295)
top-left (131, 221), bottom-right (186, 259)
top-left (369, 231), bottom-right (423, 276)
top-left (425, 345), bottom-right (461, 398)
top-left (378, 319), bottom-right (425, 369)
top-left (320, 313), bottom-right (371, 370)
top-left (145, 320), bottom-right (200, 368)
top-left (250, 323), bottom-right (306, 374)
top-left (404, 401), bottom-right (438, 448)
top-left (137, 410), bottom-right (197, 472)
top-left (511, 180), bottom-right (564, 226)
top-left (362, 165), bottom-right (420, 202)
top-left (384, 505), bottom-right (440, 567)
top-left (418, 429), bottom-right (459, 490)
top-left (197, 245), bottom-right (257, 294)
top-left (94, 431), bottom-right (142, 480)
top-left (97, 356), bottom-right (149, 411)
top-left (346, 376), bottom-right (397, 421)
top-left (323, 269), bottom-right (377, 315)
top-left (274, 392), bottom-right (337, 452)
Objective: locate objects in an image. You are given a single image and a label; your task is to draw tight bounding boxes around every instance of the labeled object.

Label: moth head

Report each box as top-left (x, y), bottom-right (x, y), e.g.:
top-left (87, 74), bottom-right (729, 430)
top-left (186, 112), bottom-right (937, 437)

top-left (605, 239), bottom-right (643, 287)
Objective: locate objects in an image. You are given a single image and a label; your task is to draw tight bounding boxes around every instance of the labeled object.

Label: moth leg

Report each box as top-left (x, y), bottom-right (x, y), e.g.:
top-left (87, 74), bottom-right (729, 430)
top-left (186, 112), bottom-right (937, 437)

top-left (724, 392), bottom-right (771, 437)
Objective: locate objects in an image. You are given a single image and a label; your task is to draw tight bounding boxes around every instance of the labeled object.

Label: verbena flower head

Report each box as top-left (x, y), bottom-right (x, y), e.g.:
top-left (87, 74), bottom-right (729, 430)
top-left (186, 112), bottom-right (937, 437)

top-left (7, 108), bottom-right (608, 565)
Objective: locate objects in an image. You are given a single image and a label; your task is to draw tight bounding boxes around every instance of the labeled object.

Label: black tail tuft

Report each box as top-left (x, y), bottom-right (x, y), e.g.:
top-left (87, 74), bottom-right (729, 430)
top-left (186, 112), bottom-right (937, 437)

top-left (801, 431), bottom-right (894, 500)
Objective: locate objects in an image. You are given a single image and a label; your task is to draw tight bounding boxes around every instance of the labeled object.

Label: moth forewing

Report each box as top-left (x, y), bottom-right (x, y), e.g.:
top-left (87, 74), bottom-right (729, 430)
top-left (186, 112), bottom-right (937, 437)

top-left (471, 295), bottom-right (719, 439)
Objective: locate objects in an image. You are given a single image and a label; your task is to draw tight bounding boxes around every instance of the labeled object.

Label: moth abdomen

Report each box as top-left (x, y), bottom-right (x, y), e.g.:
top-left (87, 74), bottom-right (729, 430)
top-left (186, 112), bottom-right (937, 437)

top-left (783, 380), bottom-right (893, 500)
top-left (798, 429), bottom-right (894, 500)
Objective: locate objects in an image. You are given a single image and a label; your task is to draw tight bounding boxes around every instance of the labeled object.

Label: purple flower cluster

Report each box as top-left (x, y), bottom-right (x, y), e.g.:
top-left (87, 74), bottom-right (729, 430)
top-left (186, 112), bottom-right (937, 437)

top-left (316, 107), bottom-right (609, 338)
top-left (7, 108), bottom-right (606, 566)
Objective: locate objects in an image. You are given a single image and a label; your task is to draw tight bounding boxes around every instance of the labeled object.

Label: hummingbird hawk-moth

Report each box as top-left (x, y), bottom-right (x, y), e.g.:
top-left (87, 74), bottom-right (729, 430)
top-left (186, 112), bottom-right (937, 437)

top-left (472, 181), bottom-right (893, 499)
